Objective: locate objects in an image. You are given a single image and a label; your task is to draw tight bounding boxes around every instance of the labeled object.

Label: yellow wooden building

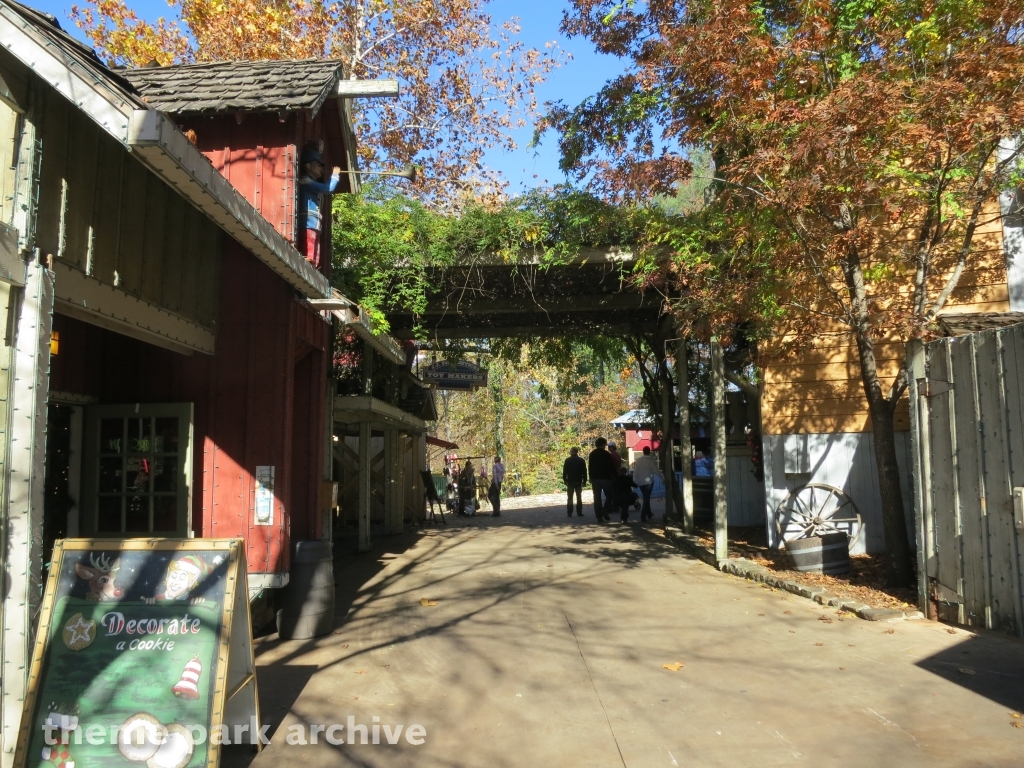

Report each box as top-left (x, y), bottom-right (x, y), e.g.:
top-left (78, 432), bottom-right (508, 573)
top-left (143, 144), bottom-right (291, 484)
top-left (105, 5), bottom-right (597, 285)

top-left (758, 207), bottom-right (1013, 554)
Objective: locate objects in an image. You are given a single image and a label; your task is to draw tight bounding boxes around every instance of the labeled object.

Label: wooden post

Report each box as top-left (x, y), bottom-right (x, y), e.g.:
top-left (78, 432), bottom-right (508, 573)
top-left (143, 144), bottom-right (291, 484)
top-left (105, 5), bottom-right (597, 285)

top-left (395, 434), bottom-right (406, 532)
top-left (323, 382), bottom-right (335, 541)
top-left (711, 338), bottom-right (728, 561)
top-left (358, 421), bottom-right (372, 552)
top-left (383, 429), bottom-right (396, 534)
top-left (677, 337), bottom-right (693, 533)
top-left (907, 340), bottom-right (931, 617)
top-left (661, 368), bottom-right (674, 523)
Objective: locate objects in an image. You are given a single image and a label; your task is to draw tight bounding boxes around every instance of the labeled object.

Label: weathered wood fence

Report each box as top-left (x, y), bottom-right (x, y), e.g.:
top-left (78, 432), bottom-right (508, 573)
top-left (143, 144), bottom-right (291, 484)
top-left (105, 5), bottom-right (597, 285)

top-left (909, 323), bottom-right (1024, 636)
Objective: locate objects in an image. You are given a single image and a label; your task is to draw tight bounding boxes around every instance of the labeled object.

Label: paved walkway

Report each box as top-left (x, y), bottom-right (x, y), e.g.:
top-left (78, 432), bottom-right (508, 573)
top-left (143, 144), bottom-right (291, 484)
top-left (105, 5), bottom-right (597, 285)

top-left (228, 499), bottom-right (1024, 768)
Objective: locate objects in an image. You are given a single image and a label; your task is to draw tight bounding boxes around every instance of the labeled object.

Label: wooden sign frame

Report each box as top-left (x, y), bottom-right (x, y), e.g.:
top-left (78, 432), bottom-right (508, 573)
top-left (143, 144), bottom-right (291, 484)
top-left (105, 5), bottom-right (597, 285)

top-left (14, 538), bottom-right (262, 768)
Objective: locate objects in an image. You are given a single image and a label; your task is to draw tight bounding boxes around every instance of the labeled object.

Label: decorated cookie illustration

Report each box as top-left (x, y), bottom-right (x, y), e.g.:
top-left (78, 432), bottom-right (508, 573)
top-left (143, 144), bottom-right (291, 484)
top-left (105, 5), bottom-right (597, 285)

top-left (147, 723), bottom-right (195, 768)
top-left (118, 713), bottom-right (162, 762)
top-left (117, 714), bottom-right (194, 768)
top-left (61, 614), bottom-right (96, 651)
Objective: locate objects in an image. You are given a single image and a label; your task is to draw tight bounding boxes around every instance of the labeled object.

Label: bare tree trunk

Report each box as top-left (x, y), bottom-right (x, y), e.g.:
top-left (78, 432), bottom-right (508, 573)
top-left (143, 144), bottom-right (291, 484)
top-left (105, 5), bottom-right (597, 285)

top-left (842, 247), bottom-right (915, 587)
top-left (490, 360), bottom-right (505, 459)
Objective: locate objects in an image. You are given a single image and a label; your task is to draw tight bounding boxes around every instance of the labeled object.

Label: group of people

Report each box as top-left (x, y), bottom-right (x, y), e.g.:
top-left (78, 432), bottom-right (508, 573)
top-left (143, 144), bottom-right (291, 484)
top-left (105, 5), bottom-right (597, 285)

top-left (454, 456), bottom-right (506, 517)
top-left (562, 438), bottom-right (663, 523)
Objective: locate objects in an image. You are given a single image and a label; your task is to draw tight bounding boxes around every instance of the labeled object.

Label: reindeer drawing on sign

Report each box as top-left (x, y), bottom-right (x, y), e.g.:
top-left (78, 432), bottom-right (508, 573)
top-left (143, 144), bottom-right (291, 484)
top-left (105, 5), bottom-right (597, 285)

top-left (75, 553), bottom-right (123, 601)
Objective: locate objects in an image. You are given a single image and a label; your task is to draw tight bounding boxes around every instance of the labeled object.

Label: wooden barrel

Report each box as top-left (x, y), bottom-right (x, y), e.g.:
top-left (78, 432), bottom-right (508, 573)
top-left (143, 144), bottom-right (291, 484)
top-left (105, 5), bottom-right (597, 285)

top-left (785, 533), bottom-right (850, 575)
top-left (692, 477), bottom-right (714, 523)
top-left (277, 540), bottom-right (335, 640)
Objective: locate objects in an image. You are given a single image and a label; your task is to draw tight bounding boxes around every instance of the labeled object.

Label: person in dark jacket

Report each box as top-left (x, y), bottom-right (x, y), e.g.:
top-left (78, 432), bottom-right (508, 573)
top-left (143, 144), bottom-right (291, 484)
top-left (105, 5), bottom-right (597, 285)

top-left (608, 440), bottom-right (623, 472)
top-left (612, 467), bottom-right (639, 522)
top-left (562, 447), bottom-right (588, 517)
top-left (588, 437), bottom-right (616, 522)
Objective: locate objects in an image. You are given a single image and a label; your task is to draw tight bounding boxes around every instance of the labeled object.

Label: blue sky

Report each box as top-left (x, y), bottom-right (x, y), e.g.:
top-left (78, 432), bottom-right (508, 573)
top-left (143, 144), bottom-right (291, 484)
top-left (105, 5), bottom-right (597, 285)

top-left (28, 0), bottom-right (623, 192)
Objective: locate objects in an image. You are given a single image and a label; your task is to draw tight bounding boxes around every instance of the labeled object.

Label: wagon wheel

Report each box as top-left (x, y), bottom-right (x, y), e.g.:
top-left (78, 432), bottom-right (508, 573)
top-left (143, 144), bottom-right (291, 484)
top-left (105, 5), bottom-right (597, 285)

top-left (775, 483), bottom-right (863, 549)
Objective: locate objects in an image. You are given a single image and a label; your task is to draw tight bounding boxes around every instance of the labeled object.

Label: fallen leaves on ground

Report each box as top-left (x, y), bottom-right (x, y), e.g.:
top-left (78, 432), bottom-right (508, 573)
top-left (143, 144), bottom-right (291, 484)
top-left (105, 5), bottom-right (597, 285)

top-left (1012, 722), bottom-right (1024, 728)
top-left (420, 598), bottom-right (439, 607)
top-left (958, 667), bottom-right (976, 675)
top-left (663, 662), bottom-right (685, 671)
top-left (784, 610), bottom-right (792, 615)
top-left (758, 613), bottom-right (765, 616)
top-left (883, 629), bottom-right (895, 635)
top-left (947, 628), bottom-right (957, 634)
top-left (818, 615), bottom-right (833, 624)
top-left (698, 525), bottom-right (916, 610)
top-left (814, 642), bottom-right (824, 646)
top-left (1011, 712), bottom-right (1022, 719)
top-left (356, 670), bottom-right (367, 675)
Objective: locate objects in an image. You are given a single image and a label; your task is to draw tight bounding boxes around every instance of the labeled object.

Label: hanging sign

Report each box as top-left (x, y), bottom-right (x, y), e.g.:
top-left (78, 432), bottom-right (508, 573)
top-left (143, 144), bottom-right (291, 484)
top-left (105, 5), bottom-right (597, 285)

top-left (15, 538), bottom-right (261, 768)
top-left (420, 360), bottom-right (488, 391)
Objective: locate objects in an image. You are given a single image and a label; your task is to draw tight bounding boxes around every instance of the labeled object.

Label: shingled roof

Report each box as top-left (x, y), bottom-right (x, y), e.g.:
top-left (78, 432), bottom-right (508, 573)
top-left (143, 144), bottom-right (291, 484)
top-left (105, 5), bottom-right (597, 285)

top-left (936, 312), bottom-right (1024, 337)
top-left (123, 59), bottom-right (344, 116)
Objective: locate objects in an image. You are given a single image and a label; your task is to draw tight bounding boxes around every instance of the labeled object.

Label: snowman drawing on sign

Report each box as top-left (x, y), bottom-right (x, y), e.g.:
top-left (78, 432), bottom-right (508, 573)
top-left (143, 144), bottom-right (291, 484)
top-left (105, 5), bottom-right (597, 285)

top-left (145, 556), bottom-right (208, 604)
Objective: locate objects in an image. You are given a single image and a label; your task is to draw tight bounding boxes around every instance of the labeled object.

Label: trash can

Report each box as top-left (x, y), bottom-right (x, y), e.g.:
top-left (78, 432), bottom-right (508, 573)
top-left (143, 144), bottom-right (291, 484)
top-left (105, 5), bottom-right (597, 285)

top-left (277, 540), bottom-right (335, 639)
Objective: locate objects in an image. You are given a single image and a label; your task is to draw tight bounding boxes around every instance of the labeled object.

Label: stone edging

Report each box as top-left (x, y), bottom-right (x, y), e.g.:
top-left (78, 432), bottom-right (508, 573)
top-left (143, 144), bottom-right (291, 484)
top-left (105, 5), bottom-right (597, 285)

top-left (661, 525), bottom-right (924, 623)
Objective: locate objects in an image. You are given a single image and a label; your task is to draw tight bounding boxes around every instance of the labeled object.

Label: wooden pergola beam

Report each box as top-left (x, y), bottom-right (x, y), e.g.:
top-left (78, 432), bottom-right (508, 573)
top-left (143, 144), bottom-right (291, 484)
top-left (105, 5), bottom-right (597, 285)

top-left (390, 323), bottom-right (659, 340)
top-left (406, 292), bottom-right (659, 315)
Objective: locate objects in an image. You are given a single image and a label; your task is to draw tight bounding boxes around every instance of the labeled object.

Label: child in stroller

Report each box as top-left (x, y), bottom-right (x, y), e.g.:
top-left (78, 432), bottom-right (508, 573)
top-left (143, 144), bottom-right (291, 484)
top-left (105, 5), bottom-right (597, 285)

top-left (612, 467), bottom-right (639, 522)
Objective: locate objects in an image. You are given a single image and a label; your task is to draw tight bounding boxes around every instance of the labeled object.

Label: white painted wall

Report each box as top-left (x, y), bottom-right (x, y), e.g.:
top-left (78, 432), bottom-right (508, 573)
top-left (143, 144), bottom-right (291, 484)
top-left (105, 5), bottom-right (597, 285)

top-left (762, 432), bottom-right (914, 555)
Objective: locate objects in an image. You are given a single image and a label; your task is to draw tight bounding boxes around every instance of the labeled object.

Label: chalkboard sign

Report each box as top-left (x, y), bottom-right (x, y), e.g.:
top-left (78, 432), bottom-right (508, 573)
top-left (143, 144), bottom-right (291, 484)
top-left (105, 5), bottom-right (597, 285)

top-left (14, 538), bottom-right (261, 768)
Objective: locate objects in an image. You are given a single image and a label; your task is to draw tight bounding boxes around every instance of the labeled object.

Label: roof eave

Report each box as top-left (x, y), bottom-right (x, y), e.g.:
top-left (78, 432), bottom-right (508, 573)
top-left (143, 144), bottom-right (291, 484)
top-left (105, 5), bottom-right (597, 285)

top-left (1, 3), bottom-right (329, 297)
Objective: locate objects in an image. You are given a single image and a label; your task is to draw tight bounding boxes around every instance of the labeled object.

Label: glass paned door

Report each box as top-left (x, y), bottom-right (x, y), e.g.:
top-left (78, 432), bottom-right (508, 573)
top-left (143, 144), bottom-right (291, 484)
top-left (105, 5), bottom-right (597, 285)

top-left (83, 403), bottom-right (193, 537)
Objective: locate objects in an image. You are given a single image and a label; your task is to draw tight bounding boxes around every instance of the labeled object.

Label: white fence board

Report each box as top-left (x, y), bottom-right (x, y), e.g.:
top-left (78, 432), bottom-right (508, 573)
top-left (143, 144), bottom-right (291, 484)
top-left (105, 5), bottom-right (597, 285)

top-left (916, 323), bottom-right (1024, 636)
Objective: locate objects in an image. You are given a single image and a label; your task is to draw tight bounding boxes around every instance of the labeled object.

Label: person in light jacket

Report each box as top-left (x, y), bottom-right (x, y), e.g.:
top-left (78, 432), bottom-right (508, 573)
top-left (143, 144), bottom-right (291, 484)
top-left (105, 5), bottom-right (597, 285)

top-left (632, 446), bottom-right (663, 522)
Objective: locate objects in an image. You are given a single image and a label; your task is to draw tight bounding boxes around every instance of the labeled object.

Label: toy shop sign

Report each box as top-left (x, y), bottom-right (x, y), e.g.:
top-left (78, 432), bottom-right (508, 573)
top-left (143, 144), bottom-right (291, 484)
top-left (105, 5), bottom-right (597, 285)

top-left (420, 360), bottom-right (487, 391)
top-left (15, 538), bottom-right (261, 768)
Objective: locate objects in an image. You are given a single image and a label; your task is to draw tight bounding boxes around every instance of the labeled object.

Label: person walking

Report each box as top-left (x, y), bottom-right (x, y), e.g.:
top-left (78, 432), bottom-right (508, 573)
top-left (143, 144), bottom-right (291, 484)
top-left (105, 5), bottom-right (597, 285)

top-left (608, 441), bottom-right (623, 472)
top-left (588, 437), bottom-right (616, 522)
top-left (458, 461), bottom-right (476, 515)
top-left (562, 447), bottom-right (587, 517)
top-left (632, 446), bottom-right (662, 522)
top-left (612, 466), bottom-right (639, 522)
top-left (489, 456), bottom-right (505, 516)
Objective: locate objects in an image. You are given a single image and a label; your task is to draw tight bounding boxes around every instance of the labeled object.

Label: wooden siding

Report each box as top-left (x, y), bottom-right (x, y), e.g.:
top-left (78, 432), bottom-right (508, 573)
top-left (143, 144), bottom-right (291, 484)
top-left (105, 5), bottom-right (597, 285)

top-left (336, 433), bottom-right (426, 527)
top-left (762, 215), bottom-right (1010, 435)
top-left (174, 108), bottom-right (352, 283)
top-left (48, 241), bottom-right (330, 575)
top-left (32, 86), bottom-right (221, 330)
top-left (176, 109), bottom-right (354, 240)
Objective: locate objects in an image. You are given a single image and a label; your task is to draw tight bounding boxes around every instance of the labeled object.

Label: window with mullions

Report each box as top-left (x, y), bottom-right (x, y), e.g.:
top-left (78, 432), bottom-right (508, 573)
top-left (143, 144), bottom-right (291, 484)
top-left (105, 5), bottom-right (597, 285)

top-left (82, 403), bottom-right (193, 536)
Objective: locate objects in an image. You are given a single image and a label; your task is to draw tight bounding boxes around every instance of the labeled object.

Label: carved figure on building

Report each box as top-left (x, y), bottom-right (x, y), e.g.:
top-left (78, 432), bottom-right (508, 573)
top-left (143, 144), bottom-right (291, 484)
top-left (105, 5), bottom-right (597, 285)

top-left (298, 140), bottom-right (340, 269)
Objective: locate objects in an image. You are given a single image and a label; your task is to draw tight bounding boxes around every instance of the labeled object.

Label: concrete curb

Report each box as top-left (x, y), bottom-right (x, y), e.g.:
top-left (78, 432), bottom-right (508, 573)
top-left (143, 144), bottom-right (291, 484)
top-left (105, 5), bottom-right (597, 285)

top-left (661, 525), bottom-right (923, 623)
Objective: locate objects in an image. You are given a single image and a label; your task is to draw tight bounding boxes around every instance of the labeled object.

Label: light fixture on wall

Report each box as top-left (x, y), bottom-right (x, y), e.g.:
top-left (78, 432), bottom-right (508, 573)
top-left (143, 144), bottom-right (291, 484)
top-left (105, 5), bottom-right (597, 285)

top-left (49, 331), bottom-right (59, 355)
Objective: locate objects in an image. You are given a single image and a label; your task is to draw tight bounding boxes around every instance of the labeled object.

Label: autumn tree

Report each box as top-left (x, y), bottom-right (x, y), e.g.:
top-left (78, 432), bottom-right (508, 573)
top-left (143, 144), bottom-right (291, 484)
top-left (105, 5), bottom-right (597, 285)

top-left (71, 0), bottom-right (562, 201)
top-left (547, 0), bottom-right (1024, 584)
top-left (435, 342), bottom-right (636, 494)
